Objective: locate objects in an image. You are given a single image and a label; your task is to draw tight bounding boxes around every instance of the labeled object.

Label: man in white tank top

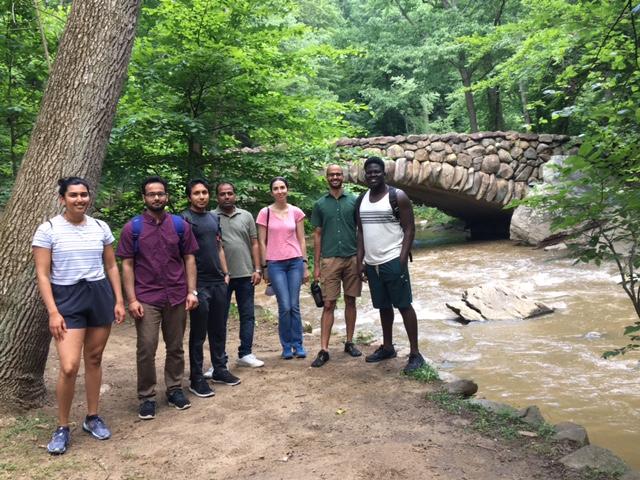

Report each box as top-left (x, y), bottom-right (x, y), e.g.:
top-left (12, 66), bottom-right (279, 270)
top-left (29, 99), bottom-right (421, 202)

top-left (356, 156), bottom-right (426, 373)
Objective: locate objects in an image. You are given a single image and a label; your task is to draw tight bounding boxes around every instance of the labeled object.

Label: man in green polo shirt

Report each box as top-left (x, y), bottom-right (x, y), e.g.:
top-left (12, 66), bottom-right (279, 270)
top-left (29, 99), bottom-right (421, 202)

top-left (310, 164), bottom-right (363, 368)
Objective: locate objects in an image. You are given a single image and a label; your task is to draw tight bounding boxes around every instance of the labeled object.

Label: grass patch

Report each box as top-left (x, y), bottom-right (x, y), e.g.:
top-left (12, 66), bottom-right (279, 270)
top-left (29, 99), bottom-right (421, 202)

top-left (404, 363), bottom-right (440, 383)
top-left (0, 413), bottom-right (88, 480)
top-left (353, 329), bottom-right (375, 345)
top-left (428, 392), bottom-right (556, 441)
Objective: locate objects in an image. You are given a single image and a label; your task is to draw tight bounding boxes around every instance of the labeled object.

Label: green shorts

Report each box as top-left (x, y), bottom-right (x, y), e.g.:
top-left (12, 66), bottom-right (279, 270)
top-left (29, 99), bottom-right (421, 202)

top-left (365, 257), bottom-right (412, 309)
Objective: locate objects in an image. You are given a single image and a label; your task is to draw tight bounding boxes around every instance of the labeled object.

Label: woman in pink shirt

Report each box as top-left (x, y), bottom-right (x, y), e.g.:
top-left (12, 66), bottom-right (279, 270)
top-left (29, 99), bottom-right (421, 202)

top-left (257, 177), bottom-right (310, 359)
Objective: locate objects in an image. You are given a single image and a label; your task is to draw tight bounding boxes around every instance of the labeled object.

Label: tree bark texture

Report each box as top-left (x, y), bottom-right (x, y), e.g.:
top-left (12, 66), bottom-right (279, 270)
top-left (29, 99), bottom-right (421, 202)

top-left (486, 86), bottom-right (505, 131)
top-left (458, 60), bottom-right (479, 132)
top-left (0, 0), bottom-right (141, 411)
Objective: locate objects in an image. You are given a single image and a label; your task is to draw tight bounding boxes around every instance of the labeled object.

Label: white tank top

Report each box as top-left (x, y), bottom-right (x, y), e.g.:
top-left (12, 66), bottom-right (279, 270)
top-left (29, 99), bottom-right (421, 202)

top-left (360, 191), bottom-right (403, 265)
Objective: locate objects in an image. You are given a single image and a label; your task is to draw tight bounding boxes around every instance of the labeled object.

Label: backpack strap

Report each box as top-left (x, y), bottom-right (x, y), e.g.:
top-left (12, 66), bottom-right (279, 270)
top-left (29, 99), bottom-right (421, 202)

top-left (388, 186), bottom-right (412, 262)
top-left (387, 186), bottom-right (401, 221)
top-left (265, 207), bottom-right (270, 247)
top-left (353, 191), bottom-right (366, 224)
top-left (131, 215), bottom-right (143, 256)
top-left (170, 214), bottom-right (186, 256)
top-left (132, 214), bottom-right (186, 256)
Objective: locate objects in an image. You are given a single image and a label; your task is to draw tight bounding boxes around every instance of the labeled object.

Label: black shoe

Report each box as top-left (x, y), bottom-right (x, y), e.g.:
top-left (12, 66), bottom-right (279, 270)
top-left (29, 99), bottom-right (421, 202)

top-left (311, 350), bottom-right (330, 368)
top-left (403, 353), bottom-right (426, 373)
top-left (365, 345), bottom-right (397, 363)
top-left (211, 369), bottom-right (241, 386)
top-left (167, 389), bottom-right (191, 410)
top-left (344, 341), bottom-right (362, 357)
top-left (188, 379), bottom-right (215, 398)
top-left (138, 400), bottom-right (157, 420)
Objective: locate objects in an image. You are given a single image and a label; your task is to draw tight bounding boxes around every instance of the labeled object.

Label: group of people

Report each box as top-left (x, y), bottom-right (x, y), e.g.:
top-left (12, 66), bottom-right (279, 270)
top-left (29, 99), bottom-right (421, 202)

top-left (32, 156), bottom-right (426, 456)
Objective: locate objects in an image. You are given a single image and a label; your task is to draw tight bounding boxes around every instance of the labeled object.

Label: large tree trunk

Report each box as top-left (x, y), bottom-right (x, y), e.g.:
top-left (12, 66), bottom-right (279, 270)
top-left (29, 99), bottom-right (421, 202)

top-left (519, 79), bottom-right (532, 128)
top-left (458, 66), bottom-right (479, 132)
top-left (486, 86), bottom-right (505, 131)
top-left (0, 0), bottom-right (141, 411)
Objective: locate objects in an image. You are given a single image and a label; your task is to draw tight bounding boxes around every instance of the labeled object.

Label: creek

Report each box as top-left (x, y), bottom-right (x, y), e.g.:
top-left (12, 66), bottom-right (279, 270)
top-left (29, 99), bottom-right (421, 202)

top-left (302, 229), bottom-right (640, 469)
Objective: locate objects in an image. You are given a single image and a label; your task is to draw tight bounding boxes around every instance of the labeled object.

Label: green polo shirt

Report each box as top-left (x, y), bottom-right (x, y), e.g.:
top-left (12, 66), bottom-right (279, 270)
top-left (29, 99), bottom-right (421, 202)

top-left (214, 206), bottom-right (257, 278)
top-left (310, 191), bottom-right (358, 258)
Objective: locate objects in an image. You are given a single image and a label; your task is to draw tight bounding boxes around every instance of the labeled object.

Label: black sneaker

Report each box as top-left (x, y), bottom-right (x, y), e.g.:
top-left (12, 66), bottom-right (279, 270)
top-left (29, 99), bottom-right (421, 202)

top-left (403, 353), bottom-right (426, 373)
top-left (311, 350), bottom-right (330, 368)
top-left (189, 379), bottom-right (215, 398)
top-left (365, 345), bottom-right (397, 363)
top-left (138, 400), bottom-right (157, 420)
top-left (167, 389), bottom-right (191, 410)
top-left (211, 369), bottom-right (241, 386)
top-left (344, 342), bottom-right (362, 357)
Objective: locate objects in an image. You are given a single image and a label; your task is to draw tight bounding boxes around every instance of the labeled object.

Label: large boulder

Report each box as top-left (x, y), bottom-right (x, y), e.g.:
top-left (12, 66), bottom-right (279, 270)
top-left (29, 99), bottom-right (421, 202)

top-left (447, 284), bottom-right (554, 322)
top-left (443, 379), bottom-right (478, 398)
top-left (553, 421), bottom-right (590, 446)
top-left (517, 405), bottom-right (546, 426)
top-left (509, 203), bottom-right (555, 245)
top-left (560, 445), bottom-right (630, 475)
top-left (509, 155), bottom-right (572, 246)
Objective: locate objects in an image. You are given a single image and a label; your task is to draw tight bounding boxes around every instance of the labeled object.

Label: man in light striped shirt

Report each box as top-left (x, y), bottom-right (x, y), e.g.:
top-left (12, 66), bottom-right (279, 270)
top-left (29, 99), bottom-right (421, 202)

top-left (356, 156), bottom-right (426, 373)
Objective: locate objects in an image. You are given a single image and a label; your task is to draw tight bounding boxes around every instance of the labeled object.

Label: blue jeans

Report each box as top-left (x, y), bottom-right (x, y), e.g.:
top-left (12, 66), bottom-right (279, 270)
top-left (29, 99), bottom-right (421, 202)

top-left (224, 277), bottom-right (255, 358)
top-left (268, 258), bottom-right (304, 351)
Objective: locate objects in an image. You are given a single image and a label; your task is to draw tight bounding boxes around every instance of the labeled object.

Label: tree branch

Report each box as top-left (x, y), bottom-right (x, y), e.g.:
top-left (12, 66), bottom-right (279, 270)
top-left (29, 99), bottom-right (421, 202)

top-left (392, 0), bottom-right (416, 26)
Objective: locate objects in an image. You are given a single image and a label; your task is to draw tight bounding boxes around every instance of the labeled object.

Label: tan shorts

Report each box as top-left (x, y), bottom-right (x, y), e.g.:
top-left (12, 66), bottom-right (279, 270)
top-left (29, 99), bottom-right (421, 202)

top-left (320, 256), bottom-right (362, 301)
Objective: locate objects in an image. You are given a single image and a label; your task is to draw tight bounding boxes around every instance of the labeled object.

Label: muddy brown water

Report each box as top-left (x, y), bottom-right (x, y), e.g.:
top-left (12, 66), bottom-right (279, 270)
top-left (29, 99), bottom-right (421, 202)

top-left (300, 232), bottom-right (640, 469)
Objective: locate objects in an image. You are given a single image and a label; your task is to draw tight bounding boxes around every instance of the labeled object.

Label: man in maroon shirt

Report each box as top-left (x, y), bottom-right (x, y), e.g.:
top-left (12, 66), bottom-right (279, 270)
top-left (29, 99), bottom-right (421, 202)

top-left (117, 176), bottom-right (199, 420)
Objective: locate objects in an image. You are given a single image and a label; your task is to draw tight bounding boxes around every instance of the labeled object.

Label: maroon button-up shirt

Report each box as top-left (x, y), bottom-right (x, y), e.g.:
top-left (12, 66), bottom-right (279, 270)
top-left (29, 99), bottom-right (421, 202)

top-left (116, 211), bottom-right (199, 307)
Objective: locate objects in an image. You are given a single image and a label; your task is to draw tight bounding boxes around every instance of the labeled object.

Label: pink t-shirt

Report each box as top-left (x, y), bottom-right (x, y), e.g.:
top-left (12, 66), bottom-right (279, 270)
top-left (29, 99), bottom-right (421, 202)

top-left (256, 205), bottom-right (305, 261)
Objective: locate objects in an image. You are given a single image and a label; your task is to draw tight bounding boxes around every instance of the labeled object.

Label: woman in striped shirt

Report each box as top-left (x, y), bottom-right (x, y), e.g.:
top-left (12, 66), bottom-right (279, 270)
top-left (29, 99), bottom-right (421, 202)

top-left (32, 177), bottom-right (125, 455)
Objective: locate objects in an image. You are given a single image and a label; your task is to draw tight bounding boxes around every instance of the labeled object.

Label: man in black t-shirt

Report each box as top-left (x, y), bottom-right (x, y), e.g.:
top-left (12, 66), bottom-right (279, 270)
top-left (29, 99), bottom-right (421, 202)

top-left (182, 179), bottom-right (240, 397)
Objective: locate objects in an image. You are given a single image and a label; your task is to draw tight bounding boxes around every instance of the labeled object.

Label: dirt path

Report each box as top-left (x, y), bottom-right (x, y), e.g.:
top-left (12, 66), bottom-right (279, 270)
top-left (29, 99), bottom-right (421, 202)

top-left (2, 311), bottom-right (578, 480)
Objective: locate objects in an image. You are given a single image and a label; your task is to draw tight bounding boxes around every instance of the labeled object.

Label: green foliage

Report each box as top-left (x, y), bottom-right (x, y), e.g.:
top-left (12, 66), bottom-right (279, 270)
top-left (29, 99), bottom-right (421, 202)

top-left (413, 205), bottom-right (456, 225)
top-left (97, 0), bottom-right (362, 228)
top-left (513, 1), bottom-right (640, 356)
top-left (404, 363), bottom-right (440, 382)
top-left (0, 1), bottom-right (68, 207)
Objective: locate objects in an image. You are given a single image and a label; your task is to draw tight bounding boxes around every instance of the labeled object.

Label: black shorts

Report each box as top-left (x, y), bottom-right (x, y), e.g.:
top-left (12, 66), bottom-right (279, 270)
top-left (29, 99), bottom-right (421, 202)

top-left (51, 278), bottom-right (115, 329)
top-left (365, 257), bottom-right (413, 310)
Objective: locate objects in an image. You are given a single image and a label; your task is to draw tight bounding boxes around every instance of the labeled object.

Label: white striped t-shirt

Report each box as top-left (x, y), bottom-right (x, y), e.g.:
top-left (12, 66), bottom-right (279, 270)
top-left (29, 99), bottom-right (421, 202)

top-left (360, 191), bottom-right (404, 265)
top-left (32, 214), bottom-right (114, 285)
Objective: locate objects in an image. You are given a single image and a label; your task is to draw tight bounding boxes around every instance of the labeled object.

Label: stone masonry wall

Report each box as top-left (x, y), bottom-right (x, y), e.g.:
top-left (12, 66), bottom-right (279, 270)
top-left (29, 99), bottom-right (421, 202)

top-left (336, 132), bottom-right (575, 207)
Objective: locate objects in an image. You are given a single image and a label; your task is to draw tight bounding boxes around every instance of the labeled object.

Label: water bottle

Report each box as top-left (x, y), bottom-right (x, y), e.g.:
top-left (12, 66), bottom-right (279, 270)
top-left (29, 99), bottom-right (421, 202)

top-left (310, 281), bottom-right (324, 308)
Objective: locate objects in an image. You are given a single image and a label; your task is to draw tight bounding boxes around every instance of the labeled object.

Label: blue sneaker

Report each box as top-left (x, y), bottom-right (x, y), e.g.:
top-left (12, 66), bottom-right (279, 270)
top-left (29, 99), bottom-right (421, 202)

top-left (281, 345), bottom-right (293, 360)
top-left (82, 415), bottom-right (111, 440)
top-left (47, 426), bottom-right (70, 455)
top-left (293, 345), bottom-right (307, 359)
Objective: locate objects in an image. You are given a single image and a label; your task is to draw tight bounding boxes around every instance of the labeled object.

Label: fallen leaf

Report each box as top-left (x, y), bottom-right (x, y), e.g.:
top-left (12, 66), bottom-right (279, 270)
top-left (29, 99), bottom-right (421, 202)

top-left (336, 408), bottom-right (346, 415)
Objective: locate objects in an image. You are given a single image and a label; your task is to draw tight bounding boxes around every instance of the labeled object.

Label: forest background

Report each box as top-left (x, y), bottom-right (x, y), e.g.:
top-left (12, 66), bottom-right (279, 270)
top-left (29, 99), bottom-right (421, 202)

top-left (2, 0), bottom-right (637, 224)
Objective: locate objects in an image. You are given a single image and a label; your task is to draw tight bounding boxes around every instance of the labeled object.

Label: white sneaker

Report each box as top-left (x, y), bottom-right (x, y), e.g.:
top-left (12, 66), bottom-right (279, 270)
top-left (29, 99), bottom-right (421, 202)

top-left (203, 367), bottom-right (214, 379)
top-left (237, 354), bottom-right (264, 368)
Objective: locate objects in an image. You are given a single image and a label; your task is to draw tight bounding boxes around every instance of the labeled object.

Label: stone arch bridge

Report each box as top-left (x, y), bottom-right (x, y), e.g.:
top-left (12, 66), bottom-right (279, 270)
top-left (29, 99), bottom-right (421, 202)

top-left (336, 132), bottom-right (575, 238)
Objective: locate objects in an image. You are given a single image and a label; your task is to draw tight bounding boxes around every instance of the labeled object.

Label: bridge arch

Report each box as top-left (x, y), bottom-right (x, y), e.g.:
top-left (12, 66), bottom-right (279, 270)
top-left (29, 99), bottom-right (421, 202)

top-left (336, 131), bottom-right (575, 238)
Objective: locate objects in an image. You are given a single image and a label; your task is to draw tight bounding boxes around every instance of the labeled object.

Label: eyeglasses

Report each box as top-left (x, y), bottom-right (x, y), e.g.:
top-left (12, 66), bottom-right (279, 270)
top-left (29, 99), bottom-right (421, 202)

top-left (144, 192), bottom-right (167, 198)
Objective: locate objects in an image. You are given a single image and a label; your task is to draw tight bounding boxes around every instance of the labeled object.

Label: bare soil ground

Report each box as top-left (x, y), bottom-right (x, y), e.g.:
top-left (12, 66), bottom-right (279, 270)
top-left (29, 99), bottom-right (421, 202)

top-left (1, 307), bottom-right (587, 480)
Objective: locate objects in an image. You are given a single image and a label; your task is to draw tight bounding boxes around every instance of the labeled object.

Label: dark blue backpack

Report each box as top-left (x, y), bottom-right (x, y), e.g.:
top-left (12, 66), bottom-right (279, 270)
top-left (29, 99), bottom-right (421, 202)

top-left (131, 214), bottom-right (185, 256)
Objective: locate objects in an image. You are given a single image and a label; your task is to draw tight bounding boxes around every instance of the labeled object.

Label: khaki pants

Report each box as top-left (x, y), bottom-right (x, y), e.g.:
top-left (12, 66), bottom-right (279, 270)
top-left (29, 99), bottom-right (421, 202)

top-left (136, 303), bottom-right (186, 400)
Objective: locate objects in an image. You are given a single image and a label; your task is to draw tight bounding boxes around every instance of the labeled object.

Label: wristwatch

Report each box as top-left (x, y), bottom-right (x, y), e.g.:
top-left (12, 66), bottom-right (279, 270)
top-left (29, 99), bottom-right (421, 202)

top-left (191, 290), bottom-right (198, 297)
top-left (255, 268), bottom-right (262, 274)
